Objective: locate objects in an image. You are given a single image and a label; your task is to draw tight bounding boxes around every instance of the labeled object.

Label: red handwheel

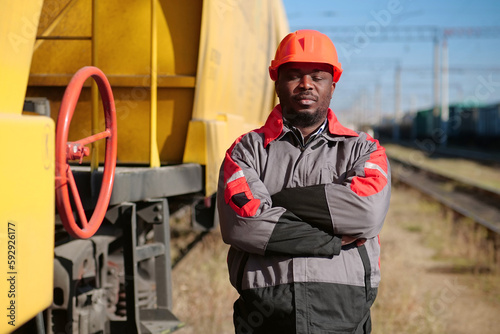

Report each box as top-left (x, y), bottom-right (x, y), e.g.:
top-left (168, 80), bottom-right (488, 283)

top-left (55, 66), bottom-right (118, 239)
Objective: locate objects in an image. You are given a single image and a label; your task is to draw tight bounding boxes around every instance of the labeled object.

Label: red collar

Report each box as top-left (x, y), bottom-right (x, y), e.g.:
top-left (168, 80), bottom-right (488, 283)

top-left (327, 109), bottom-right (359, 137)
top-left (257, 105), bottom-right (358, 147)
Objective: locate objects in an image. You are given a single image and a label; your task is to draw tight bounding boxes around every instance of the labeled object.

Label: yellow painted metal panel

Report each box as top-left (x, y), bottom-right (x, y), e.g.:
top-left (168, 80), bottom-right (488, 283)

top-left (91, 0), bottom-right (100, 172)
top-left (28, 74), bottom-right (197, 88)
top-left (157, 0), bottom-right (203, 76)
top-left (37, 0), bottom-right (79, 36)
top-left (0, 114), bottom-right (55, 331)
top-left (65, 86), bottom-right (196, 165)
top-left (185, 0), bottom-right (289, 194)
top-left (32, 0), bottom-right (91, 77)
top-left (24, 0), bottom-right (287, 177)
top-left (0, 0), bottom-right (44, 115)
top-left (205, 120), bottom-right (230, 196)
top-left (150, 0), bottom-right (161, 168)
top-left (192, 0), bottom-right (281, 123)
top-left (183, 119), bottom-right (227, 196)
top-left (27, 0), bottom-right (203, 166)
top-left (36, 0), bottom-right (91, 40)
top-left (272, 0), bottom-right (291, 106)
top-left (157, 88), bottom-right (195, 164)
top-left (183, 121), bottom-right (208, 166)
top-left (94, 0), bottom-right (201, 77)
top-left (31, 40), bottom-right (92, 77)
top-left (96, 0), bottom-right (151, 75)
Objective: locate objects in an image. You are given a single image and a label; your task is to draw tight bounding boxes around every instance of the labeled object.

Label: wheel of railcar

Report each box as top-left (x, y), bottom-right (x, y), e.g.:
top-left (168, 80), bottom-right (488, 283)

top-left (55, 66), bottom-right (117, 239)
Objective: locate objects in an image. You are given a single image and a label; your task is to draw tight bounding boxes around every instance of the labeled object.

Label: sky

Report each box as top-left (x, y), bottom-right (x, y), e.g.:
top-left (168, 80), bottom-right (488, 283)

top-left (282, 0), bottom-right (500, 126)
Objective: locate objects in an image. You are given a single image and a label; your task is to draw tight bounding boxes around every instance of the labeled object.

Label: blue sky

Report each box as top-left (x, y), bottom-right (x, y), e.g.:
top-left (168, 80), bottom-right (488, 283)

top-left (282, 0), bottom-right (500, 125)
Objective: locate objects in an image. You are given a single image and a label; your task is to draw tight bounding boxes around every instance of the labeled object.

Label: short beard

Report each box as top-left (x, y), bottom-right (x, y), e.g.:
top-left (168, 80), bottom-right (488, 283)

top-left (282, 107), bottom-right (328, 129)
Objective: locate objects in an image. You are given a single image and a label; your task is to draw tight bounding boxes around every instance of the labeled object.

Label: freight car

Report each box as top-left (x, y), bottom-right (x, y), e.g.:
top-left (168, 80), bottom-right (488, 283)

top-left (0, 0), bottom-right (288, 333)
top-left (376, 102), bottom-right (500, 150)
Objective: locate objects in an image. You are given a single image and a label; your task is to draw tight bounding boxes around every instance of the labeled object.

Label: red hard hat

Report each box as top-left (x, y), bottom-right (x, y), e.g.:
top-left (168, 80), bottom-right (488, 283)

top-left (269, 30), bottom-right (343, 82)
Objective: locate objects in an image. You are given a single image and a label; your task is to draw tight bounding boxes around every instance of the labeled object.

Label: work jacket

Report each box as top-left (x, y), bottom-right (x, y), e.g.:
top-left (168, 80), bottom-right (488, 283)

top-left (217, 105), bottom-right (391, 334)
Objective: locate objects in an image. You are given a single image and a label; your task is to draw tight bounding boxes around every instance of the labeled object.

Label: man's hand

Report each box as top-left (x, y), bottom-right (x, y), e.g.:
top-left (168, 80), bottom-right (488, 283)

top-left (341, 235), bottom-right (366, 246)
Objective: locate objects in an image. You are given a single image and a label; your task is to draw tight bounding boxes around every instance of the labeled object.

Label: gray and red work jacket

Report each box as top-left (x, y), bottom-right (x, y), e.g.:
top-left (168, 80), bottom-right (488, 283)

top-left (217, 105), bottom-right (391, 333)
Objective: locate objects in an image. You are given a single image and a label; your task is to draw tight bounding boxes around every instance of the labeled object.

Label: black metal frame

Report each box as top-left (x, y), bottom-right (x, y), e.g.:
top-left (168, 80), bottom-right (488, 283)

top-left (110, 199), bottom-right (181, 333)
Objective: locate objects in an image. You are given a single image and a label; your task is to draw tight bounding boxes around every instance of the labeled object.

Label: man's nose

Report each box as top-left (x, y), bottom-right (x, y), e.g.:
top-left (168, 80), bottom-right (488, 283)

top-left (298, 75), bottom-right (313, 89)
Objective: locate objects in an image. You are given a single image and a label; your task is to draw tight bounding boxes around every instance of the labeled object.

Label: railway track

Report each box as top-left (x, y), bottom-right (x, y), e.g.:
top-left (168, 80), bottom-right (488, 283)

top-left (389, 155), bottom-right (500, 237)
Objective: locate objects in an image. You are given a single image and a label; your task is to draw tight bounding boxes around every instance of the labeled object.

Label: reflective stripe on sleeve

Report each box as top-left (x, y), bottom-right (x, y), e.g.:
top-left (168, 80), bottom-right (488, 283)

top-left (364, 161), bottom-right (388, 179)
top-left (223, 150), bottom-right (260, 217)
top-left (226, 170), bottom-right (245, 186)
top-left (350, 136), bottom-right (389, 197)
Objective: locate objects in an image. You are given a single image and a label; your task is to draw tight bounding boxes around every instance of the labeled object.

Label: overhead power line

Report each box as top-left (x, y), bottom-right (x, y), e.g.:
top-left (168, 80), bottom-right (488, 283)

top-left (305, 26), bottom-right (500, 42)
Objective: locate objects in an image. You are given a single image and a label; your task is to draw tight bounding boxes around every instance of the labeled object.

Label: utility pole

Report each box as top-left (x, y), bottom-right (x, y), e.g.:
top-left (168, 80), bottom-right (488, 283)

top-left (375, 83), bottom-right (382, 125)
top-left (440, 38), bottom-right (449, 147)
top-left (361, 88), bottom-right (368, 127)
top-left (410, 94), bottom-right (418, 141)
top-left (433, 36), bottom-right (440, 119)
top-left (393, 65), bottom-right (401, 142)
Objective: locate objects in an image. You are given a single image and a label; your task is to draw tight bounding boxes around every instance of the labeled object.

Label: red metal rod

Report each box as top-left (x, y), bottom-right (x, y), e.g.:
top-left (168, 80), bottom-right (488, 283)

top-left (74, 129), bottom-right (111, 147)
top-left (67, 168), bottom-right (89, 229)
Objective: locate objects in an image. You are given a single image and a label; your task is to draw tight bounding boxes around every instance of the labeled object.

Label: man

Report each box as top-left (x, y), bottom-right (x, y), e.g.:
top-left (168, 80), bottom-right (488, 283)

top-left (217, 30), bottom-right (391, 333)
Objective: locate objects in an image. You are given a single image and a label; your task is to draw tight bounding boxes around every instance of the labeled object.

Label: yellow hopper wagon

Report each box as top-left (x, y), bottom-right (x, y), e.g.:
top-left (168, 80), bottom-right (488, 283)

top-left (0, 0), bottom-right (288, 333)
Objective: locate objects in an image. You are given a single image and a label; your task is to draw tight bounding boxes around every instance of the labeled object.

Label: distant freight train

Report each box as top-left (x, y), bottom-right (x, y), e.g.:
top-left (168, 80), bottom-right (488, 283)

top-left (376, 102), bottom-right (500, 149)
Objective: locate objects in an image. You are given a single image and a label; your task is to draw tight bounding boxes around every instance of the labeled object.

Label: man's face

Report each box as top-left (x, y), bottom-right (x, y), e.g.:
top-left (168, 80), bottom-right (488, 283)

top-left (275, 62), bottom-right (335, 128)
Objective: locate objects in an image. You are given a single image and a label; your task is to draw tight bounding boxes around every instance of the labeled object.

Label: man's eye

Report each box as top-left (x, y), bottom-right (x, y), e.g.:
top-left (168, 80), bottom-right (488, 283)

top-left (312, 76), bottom-right (323, 81)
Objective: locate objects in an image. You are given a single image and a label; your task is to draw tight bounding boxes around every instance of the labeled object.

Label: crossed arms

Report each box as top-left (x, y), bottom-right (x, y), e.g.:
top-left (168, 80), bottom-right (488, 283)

top-left (217, 134), bottom-right (391, 258)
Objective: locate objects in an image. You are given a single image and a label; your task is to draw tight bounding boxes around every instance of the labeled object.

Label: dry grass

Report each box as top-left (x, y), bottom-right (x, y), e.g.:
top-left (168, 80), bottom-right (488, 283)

top-left (372, 184), bottom-right (500, 333)
top-left (372, 186), bottom-right (446, 333)
top-left (384, 143), bottom-right (500, 189)
top-left (170, 185), bottom-right (500, 333)
top-left (172, 232), bottom-right (238, 334)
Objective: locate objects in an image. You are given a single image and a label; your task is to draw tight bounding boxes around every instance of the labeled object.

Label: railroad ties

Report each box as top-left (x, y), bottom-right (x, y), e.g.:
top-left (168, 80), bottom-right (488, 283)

top-left (387, 146), bottom-right (500, 265)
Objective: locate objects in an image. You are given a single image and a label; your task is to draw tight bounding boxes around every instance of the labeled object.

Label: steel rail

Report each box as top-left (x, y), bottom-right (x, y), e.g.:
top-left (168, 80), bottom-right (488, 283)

top-left (389, 155), bottom-right (500, 235)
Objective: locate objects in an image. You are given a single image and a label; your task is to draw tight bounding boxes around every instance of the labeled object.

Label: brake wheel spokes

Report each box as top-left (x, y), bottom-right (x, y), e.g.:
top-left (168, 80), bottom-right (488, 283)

top-left (55, 66), bottom-right (117, 239)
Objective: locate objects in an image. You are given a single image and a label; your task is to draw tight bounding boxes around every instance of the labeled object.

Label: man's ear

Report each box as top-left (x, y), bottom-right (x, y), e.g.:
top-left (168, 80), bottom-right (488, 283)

top-left (330, 82), bottom-right (336, 98)
top-left (275, 81), bottom-right (280, 98)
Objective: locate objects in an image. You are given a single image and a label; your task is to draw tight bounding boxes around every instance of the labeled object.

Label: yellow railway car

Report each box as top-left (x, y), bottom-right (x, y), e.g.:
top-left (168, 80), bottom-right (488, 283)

top-left (0, 0), bottom-right (288, 332)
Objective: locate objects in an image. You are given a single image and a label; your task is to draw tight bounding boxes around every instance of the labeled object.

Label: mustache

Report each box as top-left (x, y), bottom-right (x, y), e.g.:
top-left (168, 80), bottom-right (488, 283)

top-left (294, 93), bottom-right (317, 101)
